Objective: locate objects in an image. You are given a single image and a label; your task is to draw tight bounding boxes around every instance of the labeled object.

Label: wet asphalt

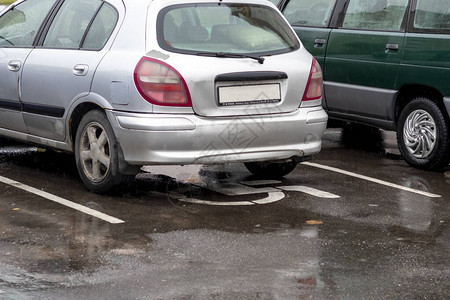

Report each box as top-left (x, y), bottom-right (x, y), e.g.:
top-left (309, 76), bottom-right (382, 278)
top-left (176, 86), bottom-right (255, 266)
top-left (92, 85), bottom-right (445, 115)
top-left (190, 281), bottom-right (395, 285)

top-left (0, 126), bottom-right (449, 299)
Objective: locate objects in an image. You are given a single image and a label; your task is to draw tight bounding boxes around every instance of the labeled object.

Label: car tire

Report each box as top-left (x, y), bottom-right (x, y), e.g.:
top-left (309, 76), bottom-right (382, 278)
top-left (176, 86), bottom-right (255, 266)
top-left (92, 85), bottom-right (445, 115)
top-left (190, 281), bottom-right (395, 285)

top-left (244, 160), bottom-right (298, 178)
top-left (397, 97), bottom-right (450, 170)
top-left (75, 109), bottom-right (128, 193)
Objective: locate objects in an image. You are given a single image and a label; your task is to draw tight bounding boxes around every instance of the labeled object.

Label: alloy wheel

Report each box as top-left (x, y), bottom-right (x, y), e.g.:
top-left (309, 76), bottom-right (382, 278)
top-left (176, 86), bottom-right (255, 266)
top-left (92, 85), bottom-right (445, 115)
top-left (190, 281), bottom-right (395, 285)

top-left (79, 122), bottom-right (111, 183)
top-left (403, 109), bottom-right (437, 158)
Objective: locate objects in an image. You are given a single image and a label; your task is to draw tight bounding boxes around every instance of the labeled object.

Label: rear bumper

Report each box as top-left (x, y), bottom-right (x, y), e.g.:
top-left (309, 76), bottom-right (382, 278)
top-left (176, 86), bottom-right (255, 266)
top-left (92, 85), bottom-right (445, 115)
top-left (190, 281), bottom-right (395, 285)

top-left (107, 108), bottom-right (328, 166)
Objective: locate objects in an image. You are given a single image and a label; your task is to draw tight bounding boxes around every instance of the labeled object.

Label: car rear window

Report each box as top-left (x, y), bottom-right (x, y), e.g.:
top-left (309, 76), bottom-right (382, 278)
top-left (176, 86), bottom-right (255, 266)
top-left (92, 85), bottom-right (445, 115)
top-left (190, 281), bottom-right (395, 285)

top-left (157, 3), bottom-right (299, 55)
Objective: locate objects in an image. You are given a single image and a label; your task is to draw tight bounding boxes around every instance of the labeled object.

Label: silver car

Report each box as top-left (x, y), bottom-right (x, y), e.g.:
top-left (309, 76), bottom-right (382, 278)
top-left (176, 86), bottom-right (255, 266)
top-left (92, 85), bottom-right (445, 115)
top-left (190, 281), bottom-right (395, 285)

top-left (0, 0), bottom-right (327, 193)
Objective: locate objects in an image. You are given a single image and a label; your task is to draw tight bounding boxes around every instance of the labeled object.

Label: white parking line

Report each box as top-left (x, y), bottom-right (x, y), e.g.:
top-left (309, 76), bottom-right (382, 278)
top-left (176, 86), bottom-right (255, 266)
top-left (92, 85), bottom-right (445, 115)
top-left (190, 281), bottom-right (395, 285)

top-left (197, 182), bottom-right (278, 196)
top-left (169, 185), bottom-right (286, 206)
top-left (169, 187), bottom-right (254, 206)
top-left (302, 162), bottom-right (441, 198)
top-left (278, 185), bottom-right (340, 198)
top-left (0, 175), bottom-right (125, 224)
top-left (251, 191), bottom-right (286, 204)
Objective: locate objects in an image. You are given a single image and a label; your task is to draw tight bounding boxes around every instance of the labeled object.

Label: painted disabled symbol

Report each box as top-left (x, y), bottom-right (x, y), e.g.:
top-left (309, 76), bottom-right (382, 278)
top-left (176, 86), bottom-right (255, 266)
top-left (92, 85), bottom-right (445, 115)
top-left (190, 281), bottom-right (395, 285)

top-left (169, 180), bottom-right (339, 206)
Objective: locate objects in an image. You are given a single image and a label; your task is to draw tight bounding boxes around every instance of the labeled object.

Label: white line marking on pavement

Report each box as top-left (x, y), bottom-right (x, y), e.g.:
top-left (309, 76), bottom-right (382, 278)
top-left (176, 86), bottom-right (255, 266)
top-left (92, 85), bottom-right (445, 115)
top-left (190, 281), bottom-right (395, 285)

top-left (0, 175), bottom-right (125, 224)
top-left (278, 185), bottom-right (340, 198)
top-left (177, 197), bottom-right (255, 206)
top-left (302, 162), bottom-right (441, 198)
top-left (169, 189), bottom-right (254, 206)
top-left (251, 191), bottom-right (286, 204)
top-left (169, 187), bottom-right (285, 206)
top-left (196, 182), bottom-right (278, 196)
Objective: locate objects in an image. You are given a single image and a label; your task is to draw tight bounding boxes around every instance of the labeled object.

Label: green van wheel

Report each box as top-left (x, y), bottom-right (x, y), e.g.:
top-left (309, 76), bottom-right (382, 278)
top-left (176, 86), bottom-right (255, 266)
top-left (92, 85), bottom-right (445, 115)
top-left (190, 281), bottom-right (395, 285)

top-left (397, 97), bottom-right (450, 170)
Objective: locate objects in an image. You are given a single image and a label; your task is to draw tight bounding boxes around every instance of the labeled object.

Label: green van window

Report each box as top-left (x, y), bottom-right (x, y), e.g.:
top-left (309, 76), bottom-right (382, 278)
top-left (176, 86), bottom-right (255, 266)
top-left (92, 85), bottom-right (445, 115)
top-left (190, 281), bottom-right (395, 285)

top-left (282, 0), bottom-right (337, 27)
top-left (414, 0), bottom-right (450, 30)
top-left (342, 0), bottom-right (408, 31)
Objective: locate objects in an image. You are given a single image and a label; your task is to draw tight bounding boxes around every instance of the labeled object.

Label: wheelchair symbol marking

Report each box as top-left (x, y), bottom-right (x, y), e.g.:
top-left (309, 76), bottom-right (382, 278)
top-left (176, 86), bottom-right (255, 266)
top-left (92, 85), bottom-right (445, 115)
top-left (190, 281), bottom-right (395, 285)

top-left (169, 181), bottom-right (339, 206)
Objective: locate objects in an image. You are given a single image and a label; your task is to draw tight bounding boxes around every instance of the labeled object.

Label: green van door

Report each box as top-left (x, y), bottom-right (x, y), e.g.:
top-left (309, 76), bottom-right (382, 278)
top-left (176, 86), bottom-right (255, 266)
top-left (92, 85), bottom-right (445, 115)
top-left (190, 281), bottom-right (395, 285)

top-left (324, 0), bottom-right (409, 127)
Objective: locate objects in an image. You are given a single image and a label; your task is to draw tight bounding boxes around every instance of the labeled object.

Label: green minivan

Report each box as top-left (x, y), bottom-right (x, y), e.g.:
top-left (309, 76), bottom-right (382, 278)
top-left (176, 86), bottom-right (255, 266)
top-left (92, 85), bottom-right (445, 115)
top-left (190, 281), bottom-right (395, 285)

top-left (279, 0), bottom-right (450, 170)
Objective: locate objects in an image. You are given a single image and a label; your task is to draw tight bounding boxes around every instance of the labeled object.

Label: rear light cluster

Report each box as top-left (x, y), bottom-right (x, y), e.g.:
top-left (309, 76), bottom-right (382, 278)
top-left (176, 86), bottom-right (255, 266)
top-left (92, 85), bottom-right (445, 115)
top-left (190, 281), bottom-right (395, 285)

top-left (134, 57), bottom-right (191, 107)
top-left (302, 58), bottom-right (323, 101)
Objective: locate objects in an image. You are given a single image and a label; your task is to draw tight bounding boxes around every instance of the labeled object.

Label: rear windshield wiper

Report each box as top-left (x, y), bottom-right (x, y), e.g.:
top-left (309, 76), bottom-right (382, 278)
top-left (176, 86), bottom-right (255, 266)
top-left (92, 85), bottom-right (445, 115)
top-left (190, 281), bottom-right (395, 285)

top-left (196, 52), bottom-right (265, 64)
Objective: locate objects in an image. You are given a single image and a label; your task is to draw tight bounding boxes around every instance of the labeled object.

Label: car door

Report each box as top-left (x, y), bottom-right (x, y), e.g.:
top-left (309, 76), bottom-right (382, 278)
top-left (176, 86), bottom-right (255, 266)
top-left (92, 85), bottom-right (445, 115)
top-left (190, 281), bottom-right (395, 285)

top-left (324, 0), bottom-right (409, 121)
top-left (398, 0), bottom-right (450, 96)
top-left (0, 0), bottom-right (57, 133)
top-left (20, 0), bottom-right (118, 141)
top-left (280, 0), bottom-right (338, 69)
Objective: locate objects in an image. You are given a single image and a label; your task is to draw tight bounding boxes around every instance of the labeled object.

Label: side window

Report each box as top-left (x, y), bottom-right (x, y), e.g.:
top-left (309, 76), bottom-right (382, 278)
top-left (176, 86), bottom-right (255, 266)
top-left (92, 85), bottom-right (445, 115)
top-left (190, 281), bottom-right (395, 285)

top-left (342, 0), bottom-right (408, 31)
top-left (282, 0), bottom-right (337, 27)
top-left (43, 0), bottom-right (102, 49)
top-left (82, 3), bottom-right (118, 50)
top-left (0, 0), bottom-right (57, 47)
top-left (413, 0), bottom-right (450, 31)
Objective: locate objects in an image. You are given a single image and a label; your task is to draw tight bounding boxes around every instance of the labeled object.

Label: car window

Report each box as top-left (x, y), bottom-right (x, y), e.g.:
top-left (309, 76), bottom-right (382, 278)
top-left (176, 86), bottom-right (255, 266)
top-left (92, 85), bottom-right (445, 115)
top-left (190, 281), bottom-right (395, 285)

top-left (43, 0), bottom-right (102, 49)
top-left (342, 0), bottom-right (408, 31)
top-left (82, 3), bottom-right (118, 50)
top-left (158, 3), bottom-right (299, 55)
top-left (0, 0), bottom-right (57, 47)
top-left (414, 0), bottom-right (450, 31)
top-left (282, 0), bottom-right (337, 27)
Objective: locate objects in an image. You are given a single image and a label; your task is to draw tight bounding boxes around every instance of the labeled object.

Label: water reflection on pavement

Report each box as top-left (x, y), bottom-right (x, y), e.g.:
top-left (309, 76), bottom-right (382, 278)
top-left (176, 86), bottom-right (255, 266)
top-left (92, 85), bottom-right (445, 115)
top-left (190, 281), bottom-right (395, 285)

top-left (0, 128), bottom-right (449, 299)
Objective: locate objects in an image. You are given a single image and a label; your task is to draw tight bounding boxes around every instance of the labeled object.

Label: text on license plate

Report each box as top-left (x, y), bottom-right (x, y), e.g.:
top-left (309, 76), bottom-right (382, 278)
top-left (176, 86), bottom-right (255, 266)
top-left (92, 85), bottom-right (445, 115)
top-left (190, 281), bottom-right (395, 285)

top-left (218, 84), bottom-right (281, 106)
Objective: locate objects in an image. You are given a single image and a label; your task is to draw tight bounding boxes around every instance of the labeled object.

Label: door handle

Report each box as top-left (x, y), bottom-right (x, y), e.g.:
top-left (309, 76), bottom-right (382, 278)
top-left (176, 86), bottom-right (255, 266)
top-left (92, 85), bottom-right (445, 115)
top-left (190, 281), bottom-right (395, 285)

top-left (8, 60), bottom-right (21, 72)
top-left (73, 64), bottom-right (89, 76)
top-left (386, 43), bottom-right (399, 51)
top-left (314, 39), bottom-right (326, 46)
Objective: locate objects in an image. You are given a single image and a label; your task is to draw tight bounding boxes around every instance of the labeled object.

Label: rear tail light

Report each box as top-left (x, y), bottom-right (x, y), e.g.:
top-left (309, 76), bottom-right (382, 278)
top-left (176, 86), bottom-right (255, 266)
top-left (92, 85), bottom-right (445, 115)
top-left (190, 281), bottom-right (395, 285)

top-left (302, 58), bottom-right (323, 101)
top-left (134, 57), bottom-right (191, 107)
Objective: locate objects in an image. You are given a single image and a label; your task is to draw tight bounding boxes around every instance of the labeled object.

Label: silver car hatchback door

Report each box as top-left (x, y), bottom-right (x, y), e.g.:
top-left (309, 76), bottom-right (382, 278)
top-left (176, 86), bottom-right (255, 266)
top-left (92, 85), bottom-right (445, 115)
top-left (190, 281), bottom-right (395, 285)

top-left (154, 3), bottom-right (307, 117)
top-left (20, 0), bottom-right (117, 141)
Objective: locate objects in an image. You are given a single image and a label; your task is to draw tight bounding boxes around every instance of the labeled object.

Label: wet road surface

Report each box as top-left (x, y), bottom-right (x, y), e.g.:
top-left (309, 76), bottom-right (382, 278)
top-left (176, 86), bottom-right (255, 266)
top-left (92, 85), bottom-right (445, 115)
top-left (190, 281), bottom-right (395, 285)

top-left (0, 127), bottom-right (449, 299)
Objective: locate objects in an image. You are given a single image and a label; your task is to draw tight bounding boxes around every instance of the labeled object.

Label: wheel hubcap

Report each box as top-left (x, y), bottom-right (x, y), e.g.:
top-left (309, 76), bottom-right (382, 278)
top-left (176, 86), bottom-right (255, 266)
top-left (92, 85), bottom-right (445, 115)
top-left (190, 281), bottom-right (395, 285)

top-left (79, 122), bottom-right (111, 182)
top-left (403, 109), bottom-right (436, 158)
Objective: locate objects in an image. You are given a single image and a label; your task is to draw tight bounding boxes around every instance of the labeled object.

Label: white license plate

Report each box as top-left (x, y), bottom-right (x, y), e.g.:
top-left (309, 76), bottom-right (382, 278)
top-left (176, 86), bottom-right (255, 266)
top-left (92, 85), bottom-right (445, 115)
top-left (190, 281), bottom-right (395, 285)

top-left (218, 84), bottom-right (281, 106)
